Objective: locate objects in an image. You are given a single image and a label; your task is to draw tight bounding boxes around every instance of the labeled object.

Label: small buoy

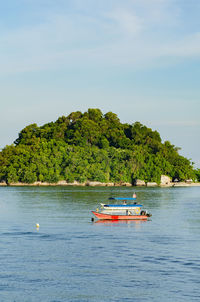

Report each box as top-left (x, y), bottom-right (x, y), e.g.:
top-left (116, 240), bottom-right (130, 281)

top-left (36, 223), bottom-right (40, 228)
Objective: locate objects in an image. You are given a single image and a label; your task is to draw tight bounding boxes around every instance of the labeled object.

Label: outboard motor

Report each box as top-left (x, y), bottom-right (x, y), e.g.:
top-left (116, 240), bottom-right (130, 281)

top-left (140, 210), bottom-right (152, 217)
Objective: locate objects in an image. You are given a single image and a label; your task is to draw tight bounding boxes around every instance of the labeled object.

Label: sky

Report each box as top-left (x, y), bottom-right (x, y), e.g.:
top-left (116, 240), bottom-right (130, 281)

top-left (0, 0), bottom-right (200, 167)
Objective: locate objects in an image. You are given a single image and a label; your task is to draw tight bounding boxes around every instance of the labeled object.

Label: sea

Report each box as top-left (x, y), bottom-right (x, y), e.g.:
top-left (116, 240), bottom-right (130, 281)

top-left (0, 186), bottom-right (200, 302)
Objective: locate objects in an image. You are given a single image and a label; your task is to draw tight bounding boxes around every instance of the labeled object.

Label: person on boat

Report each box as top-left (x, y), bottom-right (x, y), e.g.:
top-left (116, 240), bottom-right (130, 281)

top-left (123, 200), bottom-right (127, 205)
top-left (133, 192), bottom-right (136, 198)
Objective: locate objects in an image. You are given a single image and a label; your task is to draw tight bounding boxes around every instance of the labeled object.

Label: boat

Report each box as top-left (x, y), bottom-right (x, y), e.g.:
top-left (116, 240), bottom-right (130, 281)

top-left (100, 203), bottom-right (143, 212)
top-left (108, 197), bottom-right (136, 201)
top-left (92, 195), bottom-right (152, 221)
top-left (100, 197), bottom-right (142, 213)
top-left (91, 211), bottom-right (151, 220)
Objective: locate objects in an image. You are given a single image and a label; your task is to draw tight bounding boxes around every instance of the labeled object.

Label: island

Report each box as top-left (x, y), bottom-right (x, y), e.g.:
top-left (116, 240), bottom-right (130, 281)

top-left (0, 109), bottom-right (200, 186)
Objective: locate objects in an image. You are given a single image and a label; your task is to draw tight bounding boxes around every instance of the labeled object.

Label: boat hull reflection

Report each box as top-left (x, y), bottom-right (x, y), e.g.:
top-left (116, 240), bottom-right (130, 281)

top-left (94, 219), bottom-right (147, 224)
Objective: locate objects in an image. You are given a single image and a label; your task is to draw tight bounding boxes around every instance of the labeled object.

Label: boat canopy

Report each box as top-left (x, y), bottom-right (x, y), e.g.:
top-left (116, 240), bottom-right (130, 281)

top-left (103, 204), bottom-right (142, 208)
top-left (109, 197), bottom-right (136, 200)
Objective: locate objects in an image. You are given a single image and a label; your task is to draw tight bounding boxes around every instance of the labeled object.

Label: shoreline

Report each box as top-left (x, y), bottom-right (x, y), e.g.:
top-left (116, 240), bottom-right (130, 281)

top-left (1, 181), bottom-right (200, 187)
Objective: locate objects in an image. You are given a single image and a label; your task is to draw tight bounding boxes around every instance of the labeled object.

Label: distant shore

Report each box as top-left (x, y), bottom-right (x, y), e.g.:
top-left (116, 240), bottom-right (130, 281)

top-left (1, 180), bottom-right (200, 187)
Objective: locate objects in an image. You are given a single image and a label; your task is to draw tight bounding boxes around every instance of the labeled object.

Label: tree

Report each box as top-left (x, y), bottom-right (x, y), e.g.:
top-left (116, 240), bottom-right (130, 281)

top-left (195, 169), bottom-right (200, 181)
top-left (0, 109), bottom-right (196, 184)
top-left (15, 124), bottom-right (38, 145)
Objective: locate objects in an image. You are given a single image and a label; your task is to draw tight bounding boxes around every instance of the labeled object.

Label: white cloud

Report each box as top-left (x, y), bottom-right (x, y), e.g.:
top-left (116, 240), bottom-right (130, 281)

top-left (160, 33), bottom-right (200, 57)
top-left (0, 0), bottom-right (200, 74)
top-left (105, 9), bottom-right (143, 36)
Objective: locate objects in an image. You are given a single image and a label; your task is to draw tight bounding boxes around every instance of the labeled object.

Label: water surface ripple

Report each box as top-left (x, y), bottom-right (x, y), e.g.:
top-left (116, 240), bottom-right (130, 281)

top-left (0, 186), bottom-right (200, 301)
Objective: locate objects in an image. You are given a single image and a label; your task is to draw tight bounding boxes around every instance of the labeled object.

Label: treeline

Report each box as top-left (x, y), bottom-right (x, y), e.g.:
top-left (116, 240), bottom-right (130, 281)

top-left (0, 109), bottom-right (198, 184)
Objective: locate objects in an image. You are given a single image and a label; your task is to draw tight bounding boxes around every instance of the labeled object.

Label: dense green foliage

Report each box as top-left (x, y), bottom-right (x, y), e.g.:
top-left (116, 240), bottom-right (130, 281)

top-left (195, 169), bottom-right (200, 182)
top-left (0, 109), bottom-right (196, 184)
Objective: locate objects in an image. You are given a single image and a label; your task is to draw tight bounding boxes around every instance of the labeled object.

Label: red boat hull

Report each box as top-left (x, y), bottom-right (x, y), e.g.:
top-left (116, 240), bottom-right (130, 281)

top-left (92, 211), bottom-right (148, 220)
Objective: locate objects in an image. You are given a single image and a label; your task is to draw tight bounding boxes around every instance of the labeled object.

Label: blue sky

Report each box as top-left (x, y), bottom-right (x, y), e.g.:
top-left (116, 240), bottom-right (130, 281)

top-left (0, 0), bottom-right (200, 167)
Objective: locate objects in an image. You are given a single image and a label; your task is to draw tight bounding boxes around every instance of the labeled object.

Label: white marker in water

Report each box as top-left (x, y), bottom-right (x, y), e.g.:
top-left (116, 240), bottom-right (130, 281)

top-left (36, 223), bottom-right (40, 228)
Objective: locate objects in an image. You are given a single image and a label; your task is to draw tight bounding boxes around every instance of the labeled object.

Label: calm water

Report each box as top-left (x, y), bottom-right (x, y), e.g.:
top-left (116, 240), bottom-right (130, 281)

top-left (0, 186), bottom-right (200, 302)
